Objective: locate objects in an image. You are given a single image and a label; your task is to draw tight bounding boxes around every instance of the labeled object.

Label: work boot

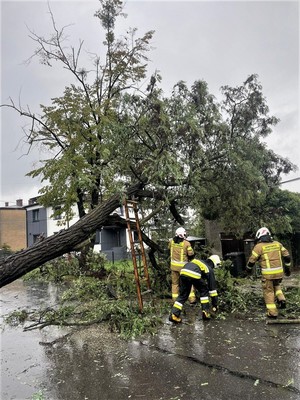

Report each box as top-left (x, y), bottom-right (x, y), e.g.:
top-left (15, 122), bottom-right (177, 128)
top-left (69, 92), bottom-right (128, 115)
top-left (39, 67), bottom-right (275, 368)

top-left (189, 299), bottom-right (197, 306)
top-left (278, 300), bottom-right (286, 309)
top-left (202, 310), bottom-right (211, 320)
top-left (267, 314), bottom-right (277, 319)
top-left (169, 314), bottom-right (182, 323)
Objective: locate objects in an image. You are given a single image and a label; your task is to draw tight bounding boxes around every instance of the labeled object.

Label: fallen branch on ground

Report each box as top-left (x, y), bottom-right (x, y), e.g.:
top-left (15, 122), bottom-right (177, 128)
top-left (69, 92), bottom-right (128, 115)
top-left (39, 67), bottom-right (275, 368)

top-left (266, 318), bottom-right (300, 324)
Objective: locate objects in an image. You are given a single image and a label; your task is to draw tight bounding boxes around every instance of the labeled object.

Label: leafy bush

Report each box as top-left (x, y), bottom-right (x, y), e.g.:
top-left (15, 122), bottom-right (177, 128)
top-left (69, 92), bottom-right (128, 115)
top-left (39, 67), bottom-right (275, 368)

top-left (24, 255), bottom-right (81, 282)
top-left (61, 276), bottom-right (109, 301)
top-left (215, 265), bottom-right (263, 315)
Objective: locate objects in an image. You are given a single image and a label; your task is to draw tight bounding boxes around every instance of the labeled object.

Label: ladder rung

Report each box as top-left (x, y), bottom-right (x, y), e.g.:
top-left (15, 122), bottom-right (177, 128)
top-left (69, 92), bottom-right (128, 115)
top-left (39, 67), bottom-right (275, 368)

top-left (141, 289), bottom-right (152, 295)
top-left (123, 198), bottom-right (151, 301)
top-left (124, 200), bottom-right (138, 206)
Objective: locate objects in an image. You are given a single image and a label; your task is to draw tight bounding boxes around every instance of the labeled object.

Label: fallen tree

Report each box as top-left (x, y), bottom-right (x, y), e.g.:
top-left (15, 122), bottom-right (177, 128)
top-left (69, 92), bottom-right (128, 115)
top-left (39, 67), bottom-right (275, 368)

top-left (0, 183), bottom-right (145, 288)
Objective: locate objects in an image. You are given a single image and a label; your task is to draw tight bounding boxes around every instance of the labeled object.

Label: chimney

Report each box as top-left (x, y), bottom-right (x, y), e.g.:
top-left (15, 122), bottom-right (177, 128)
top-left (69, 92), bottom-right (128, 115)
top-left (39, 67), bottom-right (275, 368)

top-left (16, 199), bottom-right (23, 207)
top-left (28, 197), bottom-right (38, 205)
top-left (5, 202), bottom-right (9, 207)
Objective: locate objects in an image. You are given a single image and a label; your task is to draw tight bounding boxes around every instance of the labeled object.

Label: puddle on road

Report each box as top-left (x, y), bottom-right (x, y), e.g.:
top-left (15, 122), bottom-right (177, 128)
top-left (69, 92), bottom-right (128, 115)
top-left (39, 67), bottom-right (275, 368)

top-left (1, 280), bottom-right (299, 400)
top-left (1, 280), bottom-right (70, 400)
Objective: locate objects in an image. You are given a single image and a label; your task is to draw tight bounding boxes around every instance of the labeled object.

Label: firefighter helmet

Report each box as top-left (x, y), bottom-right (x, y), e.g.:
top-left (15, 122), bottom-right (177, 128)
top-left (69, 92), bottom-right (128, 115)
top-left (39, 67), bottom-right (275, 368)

top-left (255, 227), bottom-right (271, 240)
top-left (175, 227), bottom-right (187, 239)
top-left (208, 255), bottom-right (221, 268)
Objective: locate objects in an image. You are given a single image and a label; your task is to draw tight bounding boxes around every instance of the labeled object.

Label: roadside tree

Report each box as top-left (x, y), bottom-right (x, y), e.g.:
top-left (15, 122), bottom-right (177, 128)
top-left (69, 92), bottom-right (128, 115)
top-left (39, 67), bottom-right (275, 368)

top-left (0, 1), bottom-right (296, 284)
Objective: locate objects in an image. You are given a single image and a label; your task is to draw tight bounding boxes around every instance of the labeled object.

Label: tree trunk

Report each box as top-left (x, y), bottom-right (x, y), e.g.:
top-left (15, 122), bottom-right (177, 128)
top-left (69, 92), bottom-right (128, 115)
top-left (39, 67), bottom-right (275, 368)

top-left (0, 183), bottom-right (143, 288)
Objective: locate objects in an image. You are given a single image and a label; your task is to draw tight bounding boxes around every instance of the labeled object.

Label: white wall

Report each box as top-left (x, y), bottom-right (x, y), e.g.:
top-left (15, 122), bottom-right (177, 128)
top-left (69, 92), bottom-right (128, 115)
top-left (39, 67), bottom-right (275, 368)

top-left (46, 205), bottom-right (79, 236)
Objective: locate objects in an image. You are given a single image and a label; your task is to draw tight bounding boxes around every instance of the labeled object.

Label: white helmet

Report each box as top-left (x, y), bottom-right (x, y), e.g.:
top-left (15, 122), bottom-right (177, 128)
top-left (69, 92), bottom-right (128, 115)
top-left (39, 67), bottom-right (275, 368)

top-left (175, 227), bottom-right (187, 239)
top-left (255, 227), bottom-right (271, 240)
top-left (208, 255), bottom-right (221, 268)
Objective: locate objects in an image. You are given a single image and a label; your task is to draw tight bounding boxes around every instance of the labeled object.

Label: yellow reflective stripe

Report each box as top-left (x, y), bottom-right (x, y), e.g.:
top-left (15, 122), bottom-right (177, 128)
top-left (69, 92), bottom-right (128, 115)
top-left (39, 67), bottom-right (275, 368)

top-left (172, 293), bottom-right (178, 299)
top-left (174, 301), bottom-right (183, 310)
top-left (266, 303), bottom-right (277, 309)
top-left (171, 242), bottom-right (185, 262)
top-left (209, 290), bottom-right (218, 297)
top-left (181, 269), bottom-right (201, 279)
top-left (180, 247), bottom-right (184, 261)
top-left (263, 253), bottom-right (270, 268)
top-left (252, 250), bottom-right (259, 257)
top-left (171, 260), bottom-right (185, 267)
top-left (170, 241), bottom-right (174, 259)
top-left (262, 243), bottom-right (281, 252)
top-left (201, 265), bottom-right (209, 273)
top-left (262, 243), bottom-right (283, 268)
top-left (275, 289), bottom-right (283, 296)
top-left (191, 259), bottom-right (209, 273)
top-left (261, 267), bottom-right (283, 275)
top-left (181, 267), bottom-right (201, 276)
top-left (200, 297), bottom-right (209, 303)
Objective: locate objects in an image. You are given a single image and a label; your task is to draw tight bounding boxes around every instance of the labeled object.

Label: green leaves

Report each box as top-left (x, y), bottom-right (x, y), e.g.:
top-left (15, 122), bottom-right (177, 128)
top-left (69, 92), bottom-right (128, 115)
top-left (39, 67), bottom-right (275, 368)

top-left (9, 1), bottom-right (296, 242)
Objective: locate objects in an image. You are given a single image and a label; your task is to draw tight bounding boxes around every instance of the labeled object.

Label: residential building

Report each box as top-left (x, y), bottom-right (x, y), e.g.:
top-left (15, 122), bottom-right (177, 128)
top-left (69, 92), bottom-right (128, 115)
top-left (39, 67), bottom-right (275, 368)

top-left (25, 197), bottom-right (80, 246)
top-left (25, 198), bottom-right (131, 261)
top-left (0, 199), bottom-right (26, 251)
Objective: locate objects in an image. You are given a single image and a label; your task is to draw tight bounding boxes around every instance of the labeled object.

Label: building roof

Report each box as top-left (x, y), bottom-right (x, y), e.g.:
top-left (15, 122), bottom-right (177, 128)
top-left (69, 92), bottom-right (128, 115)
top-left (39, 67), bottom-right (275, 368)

top-left (0, 206), bottom-right (25, 210)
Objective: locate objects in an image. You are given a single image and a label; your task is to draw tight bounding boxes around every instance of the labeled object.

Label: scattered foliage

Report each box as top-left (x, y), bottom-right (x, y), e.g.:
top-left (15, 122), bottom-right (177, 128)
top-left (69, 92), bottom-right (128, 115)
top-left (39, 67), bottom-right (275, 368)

top-left (23, 255), bottom-right (81, 282)
top-left (5, 309), bottom-right (28, 326)
top-left (31, 391), bottom-right (45, 400)
top-left (4, 253), bottom-right (299, 338)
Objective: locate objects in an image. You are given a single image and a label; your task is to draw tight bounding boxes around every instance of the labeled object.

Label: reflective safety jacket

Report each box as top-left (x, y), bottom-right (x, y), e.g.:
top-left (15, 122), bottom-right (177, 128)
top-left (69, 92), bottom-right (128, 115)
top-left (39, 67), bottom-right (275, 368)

top-left (247, 239), bottom-right (290, 280)
top-left (180, 259), bottom-right (218, 302)
top-left (169, 238), bottom-right (194, 272)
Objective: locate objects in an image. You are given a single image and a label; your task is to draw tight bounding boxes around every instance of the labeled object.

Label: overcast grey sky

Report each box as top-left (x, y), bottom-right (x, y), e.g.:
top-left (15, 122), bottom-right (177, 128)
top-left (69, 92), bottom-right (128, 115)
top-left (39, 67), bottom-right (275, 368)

top-left (1, 0), bottom-right (299, 206)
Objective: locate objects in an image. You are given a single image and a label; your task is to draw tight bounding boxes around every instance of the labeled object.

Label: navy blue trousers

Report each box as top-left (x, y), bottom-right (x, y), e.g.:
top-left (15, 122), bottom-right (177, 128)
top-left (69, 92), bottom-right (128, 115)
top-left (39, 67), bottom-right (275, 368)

top-left (171, 275), bottom-right (210, 317)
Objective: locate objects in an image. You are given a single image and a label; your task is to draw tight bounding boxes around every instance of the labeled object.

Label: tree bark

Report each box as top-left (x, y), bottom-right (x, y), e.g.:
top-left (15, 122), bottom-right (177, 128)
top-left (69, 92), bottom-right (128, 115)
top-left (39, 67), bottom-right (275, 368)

top-left (0, 183), bottom-right (143, 288)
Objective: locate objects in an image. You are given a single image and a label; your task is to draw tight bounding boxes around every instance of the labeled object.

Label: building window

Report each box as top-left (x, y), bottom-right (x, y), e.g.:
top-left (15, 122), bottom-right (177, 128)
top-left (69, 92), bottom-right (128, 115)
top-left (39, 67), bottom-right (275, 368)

top-left (32, 209), bottom-right (39, 222)
top-left (53, 206), bottom-right (62, 220)
top-left (33, 234), bottom-right (40, 243)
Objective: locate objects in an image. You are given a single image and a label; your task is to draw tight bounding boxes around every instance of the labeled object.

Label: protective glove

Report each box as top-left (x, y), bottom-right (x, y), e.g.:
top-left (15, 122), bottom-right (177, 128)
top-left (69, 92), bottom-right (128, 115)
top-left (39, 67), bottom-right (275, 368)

top-left (284, 265), bottom-right (291, 277)
top-left (211, 299), bottom-right (218, 313)
top-left (246, 266), bottom-right (252, 276)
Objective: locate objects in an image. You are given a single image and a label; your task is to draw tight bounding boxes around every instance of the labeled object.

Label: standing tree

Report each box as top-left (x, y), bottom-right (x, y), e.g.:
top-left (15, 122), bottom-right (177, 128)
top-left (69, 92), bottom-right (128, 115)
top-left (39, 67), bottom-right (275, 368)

top-left (2, 0), bottom-right (156, 268)
top-left (1, 1), bottom-right (296, 285)
top-left (117, 75), bottom-right (295, 234)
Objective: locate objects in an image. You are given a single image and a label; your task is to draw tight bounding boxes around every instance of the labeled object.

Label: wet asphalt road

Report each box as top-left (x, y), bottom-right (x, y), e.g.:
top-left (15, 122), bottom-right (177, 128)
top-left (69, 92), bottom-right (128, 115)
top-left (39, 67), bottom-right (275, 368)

top-left (1, 280), bottom-right (299, 400)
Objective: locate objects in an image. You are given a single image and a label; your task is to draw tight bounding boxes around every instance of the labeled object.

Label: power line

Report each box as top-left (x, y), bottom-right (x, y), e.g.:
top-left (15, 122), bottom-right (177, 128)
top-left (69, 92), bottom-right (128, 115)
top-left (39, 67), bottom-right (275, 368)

top-left (280, 177), bottom-right (300, 184)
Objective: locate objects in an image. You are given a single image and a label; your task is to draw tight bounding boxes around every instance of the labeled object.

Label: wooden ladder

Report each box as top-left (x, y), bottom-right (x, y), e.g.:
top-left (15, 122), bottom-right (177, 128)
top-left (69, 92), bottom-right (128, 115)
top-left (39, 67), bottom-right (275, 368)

top-left (123, 198), bottom-right (151, 312)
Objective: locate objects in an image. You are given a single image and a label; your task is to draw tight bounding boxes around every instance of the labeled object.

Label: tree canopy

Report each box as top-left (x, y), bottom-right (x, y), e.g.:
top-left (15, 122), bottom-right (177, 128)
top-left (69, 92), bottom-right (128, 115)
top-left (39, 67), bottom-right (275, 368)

top-left (1, 0), bottom-right (297, 240)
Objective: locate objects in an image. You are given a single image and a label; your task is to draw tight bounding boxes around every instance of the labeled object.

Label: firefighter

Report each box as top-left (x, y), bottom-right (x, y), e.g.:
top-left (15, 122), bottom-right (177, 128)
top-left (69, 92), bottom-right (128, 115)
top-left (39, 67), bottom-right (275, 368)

top-left (246, 227), bottom-right (292, 318)
top-left (169, 227), bottom-right (195, 304)
top-left (169, 255), bottom-right (220, 323)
